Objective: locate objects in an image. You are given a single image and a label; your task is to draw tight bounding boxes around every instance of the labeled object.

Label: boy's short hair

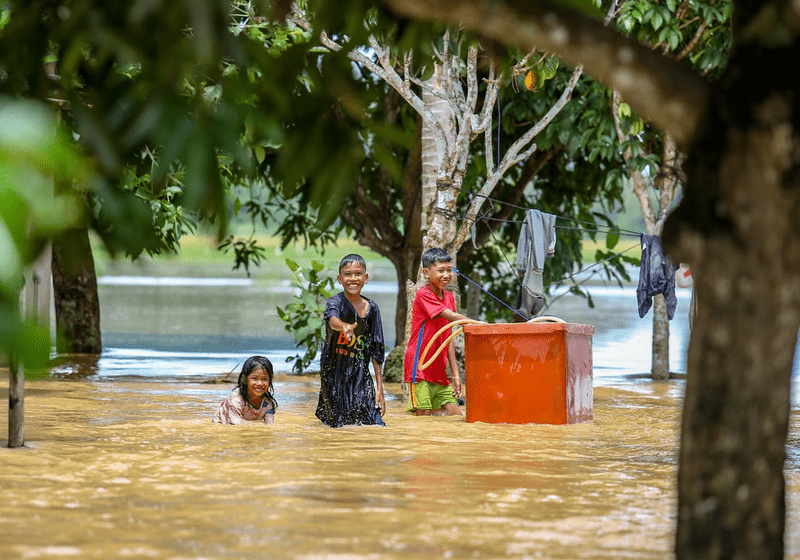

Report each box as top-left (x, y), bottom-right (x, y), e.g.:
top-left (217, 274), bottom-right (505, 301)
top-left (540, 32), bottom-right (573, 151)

top-left (339, 253), bottom-right (367, 272)
top-left (421, 248), bottom-right (451, 268)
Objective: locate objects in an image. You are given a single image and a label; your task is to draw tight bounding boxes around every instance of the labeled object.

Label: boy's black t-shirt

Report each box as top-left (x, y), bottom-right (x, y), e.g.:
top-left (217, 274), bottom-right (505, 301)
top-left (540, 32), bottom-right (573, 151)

top-left (316, 292), bottom-right (385, 428)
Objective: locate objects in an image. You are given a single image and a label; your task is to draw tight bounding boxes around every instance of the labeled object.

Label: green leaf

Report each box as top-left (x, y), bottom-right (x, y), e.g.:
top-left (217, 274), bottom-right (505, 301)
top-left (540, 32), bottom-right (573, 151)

top-left (668, 30), bottom-right (681, 51)
top-left (652, 11), bottom-right (663, 30)
top-left (542, 57), bottom-right (559, 80)
top-left (0, 219), bottom-right (23, 299)
top-left (657, 26), bottom-right (669, 45)
top-left (605, 228), bottom-right (620, 249)
top-left (630, 118), bottom-right (644, 136)
top-left (254, 145), bottom-right (266, 164)
top-left (419, 64), bottom-right (435, 81)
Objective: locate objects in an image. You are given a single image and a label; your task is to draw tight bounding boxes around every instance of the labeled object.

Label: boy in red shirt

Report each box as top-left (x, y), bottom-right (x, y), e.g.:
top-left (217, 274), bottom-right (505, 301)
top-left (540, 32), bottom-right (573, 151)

top-left (404, 248), bottom-right (476, 416)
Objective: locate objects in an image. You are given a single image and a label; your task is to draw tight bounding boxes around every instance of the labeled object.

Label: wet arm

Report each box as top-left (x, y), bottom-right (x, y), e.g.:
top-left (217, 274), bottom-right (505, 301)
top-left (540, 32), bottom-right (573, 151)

top-left (372, 358), bottom-right (386, 416)
top-left (328, 315), bottom-right (356, 341)
top-left (436, 308), bottom-right (471, 323)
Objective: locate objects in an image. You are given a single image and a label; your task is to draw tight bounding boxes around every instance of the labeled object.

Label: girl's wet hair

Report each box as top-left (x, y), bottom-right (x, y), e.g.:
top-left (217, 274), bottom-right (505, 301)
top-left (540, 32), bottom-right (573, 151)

top-left (237, 355), bottom-right (278, 409)
top-left (422, 247), bottom-right (451, 268)
top-left (339, 253), bottom-right (367, 272)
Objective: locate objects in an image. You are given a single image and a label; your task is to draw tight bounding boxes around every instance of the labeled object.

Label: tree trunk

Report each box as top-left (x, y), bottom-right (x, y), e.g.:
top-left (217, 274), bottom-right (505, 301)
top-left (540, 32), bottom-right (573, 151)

top-left (666, 42), bottom-right (800, 560)
top-left (393, 113), bottom-right (425, 346)
top-left (52, 228), bottom-right (102, 354)
top-left (420, 69), bottom-right (456, 238)
top-left (613, 92), bottom-right (679, 381)
top-left (674, 237), bottom-right (796, 559)
top-left (390, 244), bottom-right (422, 347)
top-left (8, 353), bottom-right (24, 447)
top-left (466, 270), bottom-right (481, 318)
top-left (651, 295), bottom-right (670, 380)
top-left (8, 267), bottom-right (28, 447)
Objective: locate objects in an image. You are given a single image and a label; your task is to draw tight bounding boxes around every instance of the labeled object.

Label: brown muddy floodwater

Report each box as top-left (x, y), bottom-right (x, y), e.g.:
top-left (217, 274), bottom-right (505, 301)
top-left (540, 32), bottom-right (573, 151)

top-left (2, 374), bottom-right (799, 560)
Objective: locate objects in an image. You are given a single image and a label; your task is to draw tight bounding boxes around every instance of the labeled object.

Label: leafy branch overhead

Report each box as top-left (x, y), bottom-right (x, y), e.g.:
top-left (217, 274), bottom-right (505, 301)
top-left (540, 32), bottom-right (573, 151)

top-left (288, 2), bottom-right (586, 258)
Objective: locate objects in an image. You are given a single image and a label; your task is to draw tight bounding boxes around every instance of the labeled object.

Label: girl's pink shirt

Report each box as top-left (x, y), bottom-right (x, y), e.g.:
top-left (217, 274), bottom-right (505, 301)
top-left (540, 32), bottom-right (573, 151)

top-left (213, 389), bottom-right (275, 424)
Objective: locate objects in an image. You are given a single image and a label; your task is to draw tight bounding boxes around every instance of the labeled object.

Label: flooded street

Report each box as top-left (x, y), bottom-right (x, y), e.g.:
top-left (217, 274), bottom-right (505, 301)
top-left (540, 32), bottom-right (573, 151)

top-left (2, 268), bottom-right (799, 558)
top-left (2, 374), bottom-right (799, 559)
top-left (6, 375), bottom-right (798, 559)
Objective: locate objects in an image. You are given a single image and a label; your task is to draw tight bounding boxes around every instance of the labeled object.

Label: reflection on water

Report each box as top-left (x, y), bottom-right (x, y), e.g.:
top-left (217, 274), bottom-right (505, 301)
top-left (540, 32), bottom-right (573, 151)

top-left (3, 375), bottom-right (798, 559)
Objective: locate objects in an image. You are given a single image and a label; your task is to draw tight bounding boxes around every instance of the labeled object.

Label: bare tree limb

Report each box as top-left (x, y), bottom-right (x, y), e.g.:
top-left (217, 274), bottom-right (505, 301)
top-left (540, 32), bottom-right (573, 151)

top-left (499, 64), bottom-right (582, 171)
top-left (290, 3), bottom-right (455, 163)
top-left (676, 21), bottom-right (707, 61)
top-left (611, 90), bottom-right (656, 231)
top-left (473, 62), bottom-right (501, 136)
top-left (378, 0), bottom-right (710, 145)
top-left (452, 64), bottom-right (582, 249)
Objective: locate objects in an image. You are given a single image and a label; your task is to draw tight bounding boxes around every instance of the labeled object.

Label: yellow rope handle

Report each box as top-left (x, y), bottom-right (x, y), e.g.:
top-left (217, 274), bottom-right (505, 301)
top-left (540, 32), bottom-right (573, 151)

top-left (417, 319), bottom-right (483, 371)
top-left (416, 316), bottom-right (566, 372)
top-left (526, 316), bottom-right (567, 323)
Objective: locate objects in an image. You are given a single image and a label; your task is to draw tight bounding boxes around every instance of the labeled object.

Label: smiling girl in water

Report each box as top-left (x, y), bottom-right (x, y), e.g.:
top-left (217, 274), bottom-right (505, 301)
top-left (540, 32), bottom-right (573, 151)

top-left (214, 356), bottom-right (278, 424)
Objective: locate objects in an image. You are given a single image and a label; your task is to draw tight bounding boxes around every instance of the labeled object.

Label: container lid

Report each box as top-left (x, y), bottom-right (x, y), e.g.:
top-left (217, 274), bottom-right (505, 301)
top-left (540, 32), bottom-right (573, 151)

top-left (463, 322), bottom-right (594, 336)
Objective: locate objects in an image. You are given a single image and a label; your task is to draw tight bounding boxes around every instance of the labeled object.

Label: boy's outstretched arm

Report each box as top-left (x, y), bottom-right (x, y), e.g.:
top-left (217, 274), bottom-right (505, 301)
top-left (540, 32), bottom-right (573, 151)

top-left (328, 315), bottom-right (356, 341)
top-left (437, 308), bottom-right (471, 323)
top-left (372, 359), bottom-right (386, 416)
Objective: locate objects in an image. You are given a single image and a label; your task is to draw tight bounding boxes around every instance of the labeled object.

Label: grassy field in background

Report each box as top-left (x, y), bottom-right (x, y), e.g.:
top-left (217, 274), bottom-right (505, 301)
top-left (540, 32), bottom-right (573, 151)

top-left (91, 232), bottom-right (395, 281)
top-left (92, 231), bottom-right (640, 283)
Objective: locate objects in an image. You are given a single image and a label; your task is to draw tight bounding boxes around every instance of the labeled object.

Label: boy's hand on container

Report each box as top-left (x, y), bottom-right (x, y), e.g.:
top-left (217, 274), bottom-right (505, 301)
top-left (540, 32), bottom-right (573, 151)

top-left (375, 392), bottom-right (386, 416)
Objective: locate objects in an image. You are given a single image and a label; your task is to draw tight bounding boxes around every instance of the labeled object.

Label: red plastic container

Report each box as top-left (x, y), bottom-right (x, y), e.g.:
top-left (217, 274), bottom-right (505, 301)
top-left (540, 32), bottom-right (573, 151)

top-left (463, 322), bottom-right (593, 424)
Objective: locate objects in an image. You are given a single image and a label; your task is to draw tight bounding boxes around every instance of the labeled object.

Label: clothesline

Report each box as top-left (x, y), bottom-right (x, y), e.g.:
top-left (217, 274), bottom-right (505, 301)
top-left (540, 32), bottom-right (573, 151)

top-left (556, 223), bottom-right (641, 237)
top-left (470, 205), bottom-right (643, 284)
top-left (452, 267), bottom-right (529, 321)
top-left (551, 243), bottom-right (640, 288)
top-left (455, 236), bottom-right (641, 319)
top-left (469, 204), bottom-right (648, 320)
top-left (435, 185), bottom-right (675, 320)
top-left (456, 186), bottom-right (643, 237)
top-left (465, 212), bottom-right (642, 238)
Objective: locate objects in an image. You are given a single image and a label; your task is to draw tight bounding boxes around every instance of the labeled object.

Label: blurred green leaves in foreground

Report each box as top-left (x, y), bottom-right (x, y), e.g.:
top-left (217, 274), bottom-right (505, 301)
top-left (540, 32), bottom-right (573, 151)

top-left (0, 97), bottom-right (89, 367)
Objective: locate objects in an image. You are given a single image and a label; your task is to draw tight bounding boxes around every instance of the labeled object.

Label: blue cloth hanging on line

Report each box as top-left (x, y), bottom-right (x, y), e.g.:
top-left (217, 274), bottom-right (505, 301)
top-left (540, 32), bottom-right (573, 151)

top-left (637, 234), bottom-right (677, 320)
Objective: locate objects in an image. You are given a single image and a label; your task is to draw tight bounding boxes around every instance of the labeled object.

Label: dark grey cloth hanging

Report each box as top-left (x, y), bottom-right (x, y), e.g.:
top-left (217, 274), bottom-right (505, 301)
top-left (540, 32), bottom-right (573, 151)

top-left (514, 210), bottom-right (557, 320)
top-left (637, 234), bottom-right (678, 320)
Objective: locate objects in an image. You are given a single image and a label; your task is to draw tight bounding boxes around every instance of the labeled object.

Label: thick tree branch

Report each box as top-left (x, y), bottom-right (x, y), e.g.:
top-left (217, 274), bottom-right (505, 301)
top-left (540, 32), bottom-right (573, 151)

top-left (290, 4), bottom-right (453, 159)
top-left (502, 64), bottom-right (582, 169)
top-left (378, 0), bottom-right (711, 146)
